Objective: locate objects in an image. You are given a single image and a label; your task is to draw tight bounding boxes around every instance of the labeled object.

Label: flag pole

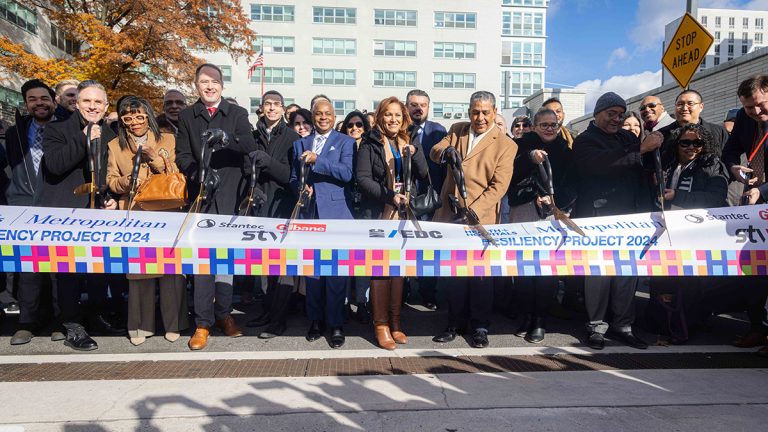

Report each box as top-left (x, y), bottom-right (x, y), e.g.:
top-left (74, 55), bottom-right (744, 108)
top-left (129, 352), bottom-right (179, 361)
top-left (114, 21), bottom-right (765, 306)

top-left (261, 66), bottom-right (264, 97)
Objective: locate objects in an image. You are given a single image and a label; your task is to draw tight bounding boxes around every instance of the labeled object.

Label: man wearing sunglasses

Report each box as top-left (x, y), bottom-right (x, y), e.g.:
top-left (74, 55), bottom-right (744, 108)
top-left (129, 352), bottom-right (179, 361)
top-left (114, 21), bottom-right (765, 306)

top-left (638, 96), bottom-right (674, 134)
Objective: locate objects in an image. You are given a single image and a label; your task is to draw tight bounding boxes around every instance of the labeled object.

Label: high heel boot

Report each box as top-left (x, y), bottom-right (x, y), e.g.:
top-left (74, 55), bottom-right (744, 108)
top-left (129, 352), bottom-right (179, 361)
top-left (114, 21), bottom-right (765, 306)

top-left (371, 280), bottom-right (396, 350)
top-left (389, 278), bottom-right (408, 344)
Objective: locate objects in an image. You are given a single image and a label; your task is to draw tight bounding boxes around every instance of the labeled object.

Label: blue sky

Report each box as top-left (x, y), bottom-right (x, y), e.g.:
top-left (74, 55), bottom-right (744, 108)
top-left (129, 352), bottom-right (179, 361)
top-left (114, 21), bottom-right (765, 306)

top-left (546, 0), bottom-right (768, 111)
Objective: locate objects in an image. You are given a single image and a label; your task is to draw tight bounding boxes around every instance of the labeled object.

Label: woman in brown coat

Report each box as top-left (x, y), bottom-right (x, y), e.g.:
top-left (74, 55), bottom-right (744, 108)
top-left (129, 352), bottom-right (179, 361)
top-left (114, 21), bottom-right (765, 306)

top-left (106, 96), bottom-right (188, 346)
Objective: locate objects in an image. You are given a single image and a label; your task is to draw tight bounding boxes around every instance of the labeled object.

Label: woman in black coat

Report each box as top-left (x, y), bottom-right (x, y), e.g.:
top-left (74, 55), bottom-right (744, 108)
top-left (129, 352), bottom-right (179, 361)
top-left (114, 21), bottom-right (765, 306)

top-left (356, 97), bottom-right (428, 350)
top-left (506, 109), bottom-right (576, 344)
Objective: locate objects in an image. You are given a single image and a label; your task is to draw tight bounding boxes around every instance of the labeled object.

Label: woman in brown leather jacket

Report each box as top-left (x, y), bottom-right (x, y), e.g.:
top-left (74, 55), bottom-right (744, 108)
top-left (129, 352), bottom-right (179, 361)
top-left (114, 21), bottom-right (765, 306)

top-left (106, 96), bottom-right (188, 346)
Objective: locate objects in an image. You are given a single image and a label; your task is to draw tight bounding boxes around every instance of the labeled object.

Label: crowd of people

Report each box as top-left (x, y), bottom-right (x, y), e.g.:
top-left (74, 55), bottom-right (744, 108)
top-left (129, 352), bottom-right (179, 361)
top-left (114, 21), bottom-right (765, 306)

top-left (0, 64), bottom-right (767, 358)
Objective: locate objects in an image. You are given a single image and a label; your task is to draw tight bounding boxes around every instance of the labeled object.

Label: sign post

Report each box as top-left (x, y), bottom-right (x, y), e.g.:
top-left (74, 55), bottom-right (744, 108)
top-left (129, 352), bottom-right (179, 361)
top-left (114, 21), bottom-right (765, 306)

top-left (661, 12), bottom-right (714, 89)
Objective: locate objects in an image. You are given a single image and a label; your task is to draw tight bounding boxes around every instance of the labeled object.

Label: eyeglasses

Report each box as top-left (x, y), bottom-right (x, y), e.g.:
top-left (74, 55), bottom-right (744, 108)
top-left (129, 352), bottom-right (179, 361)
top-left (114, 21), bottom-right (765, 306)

top-left (347, 121), bottom-right (363, 129)
top-left (675, 101), bottom-right (701, 109)
top-left (536, 122), bottom-right (559, 130)
top-left (678, 139), bottom-right (703, 148)
top-left (120, 114), bottom-right (148, 124)
top-left (262, 101), bottom-right (282, 108)
top-left (164, 100), bottom-right (185, 106)
top-left (639, 102), bottom-right (658, 111)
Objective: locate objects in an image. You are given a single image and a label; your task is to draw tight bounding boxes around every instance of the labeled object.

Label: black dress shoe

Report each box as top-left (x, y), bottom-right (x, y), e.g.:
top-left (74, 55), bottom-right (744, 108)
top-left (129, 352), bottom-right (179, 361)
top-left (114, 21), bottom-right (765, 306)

top-left (63, 324), bottom-right (98, 351)
top-left (89, 314), bottom-right (126, 336)
top-left (329, 327), bottom-right (345, 348)
top-left (424, 302), bottom-right (438, 311)
top-left (247, 311), bottom-right (271, 328)
top-left (306, 320), bottom-right (325, 342)
top-left (611, 330), bottom-right (648, 350)
top-left (471, 329), bottom-right (489, 348)
top-left (525, 317), bottom-right (546, 344)
top-left (514, 315), bottom-right (532, 337)
top-left (586, 332), bottom-right (605, 350)
top-left (433, 327), bottom-right (459, 343)
top-left (259, 322), bottom-right (286, 339)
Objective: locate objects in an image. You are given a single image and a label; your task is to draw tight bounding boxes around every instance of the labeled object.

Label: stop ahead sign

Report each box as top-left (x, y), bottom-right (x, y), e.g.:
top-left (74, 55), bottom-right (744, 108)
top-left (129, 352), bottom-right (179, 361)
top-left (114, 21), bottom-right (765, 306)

top-left (662, 13), bottom-right (714, 89)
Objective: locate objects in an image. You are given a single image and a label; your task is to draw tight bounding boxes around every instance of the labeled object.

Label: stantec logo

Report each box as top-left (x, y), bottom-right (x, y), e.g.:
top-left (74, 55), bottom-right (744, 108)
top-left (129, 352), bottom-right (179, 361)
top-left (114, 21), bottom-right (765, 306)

top-left (198, 219), bottom-right (216, 228)
top-left (685, 214), bottom-right (704, 224)
top-left (277, 223), bottom-right (327, 233)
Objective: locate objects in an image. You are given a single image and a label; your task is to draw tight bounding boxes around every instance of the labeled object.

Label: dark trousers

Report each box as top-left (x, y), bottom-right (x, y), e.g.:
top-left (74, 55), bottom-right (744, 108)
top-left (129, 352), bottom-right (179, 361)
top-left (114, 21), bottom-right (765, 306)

top-left (264, 276), bottom-right (295, 325)
top-left (444, 276), bottom-right (494, 330)
top-left (517, 276), bottom-right (558, 317)
top-left (193, 274), bottom-right (233, 328)
top-left (584, 276), bottom-right (638, 334)
top-left (408, 277), bottom-right (437, 304)
top-left (305, 276), bottom-right (347, 328)
top-left (17, 272), bottom-right (55, 329)
top-left (55, 273), bottom-right (86, 325)
top-left (89, 274), bottom-right (127, 317)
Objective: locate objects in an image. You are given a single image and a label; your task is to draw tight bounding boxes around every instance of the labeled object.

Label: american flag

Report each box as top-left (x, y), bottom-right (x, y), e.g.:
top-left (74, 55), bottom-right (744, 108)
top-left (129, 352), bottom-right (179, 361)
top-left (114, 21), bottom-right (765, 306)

top-left (247, 49), bottom-right (264, 80)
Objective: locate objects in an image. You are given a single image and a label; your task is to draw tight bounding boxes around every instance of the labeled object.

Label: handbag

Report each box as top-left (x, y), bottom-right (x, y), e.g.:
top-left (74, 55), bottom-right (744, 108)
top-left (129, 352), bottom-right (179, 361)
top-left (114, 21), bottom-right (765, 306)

top-left (409, 170), bottom-right (442, 217)
top-left (134, 154), bottom-right (188, 211)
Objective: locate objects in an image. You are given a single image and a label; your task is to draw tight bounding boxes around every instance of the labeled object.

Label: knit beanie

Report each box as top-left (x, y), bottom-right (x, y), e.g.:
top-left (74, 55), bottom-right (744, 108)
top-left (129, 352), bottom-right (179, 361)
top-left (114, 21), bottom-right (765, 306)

top-left (593, 92), bottom-right (627, 116)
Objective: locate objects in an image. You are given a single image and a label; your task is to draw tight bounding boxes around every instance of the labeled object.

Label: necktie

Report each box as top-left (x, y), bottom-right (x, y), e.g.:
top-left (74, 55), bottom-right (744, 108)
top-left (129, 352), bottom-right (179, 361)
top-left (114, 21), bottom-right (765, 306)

top-left (412, 126), bottom-right (423, 146)
top-left (207, 106), bottom-right (217, 117)
top-left (313, 134), bottom-right (326, 154)
top-left (30, 125), bottom-right (44, 175)
top-left (752, 123), bottom-right (768, 185)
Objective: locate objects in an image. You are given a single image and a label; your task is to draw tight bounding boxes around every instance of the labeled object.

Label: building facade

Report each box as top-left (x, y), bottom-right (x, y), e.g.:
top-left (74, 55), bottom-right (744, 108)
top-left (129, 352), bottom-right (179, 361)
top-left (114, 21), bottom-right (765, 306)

top-left (204, 0), bottom-right (548, 126)
top-left (663, 7), bottom-right (768, 85)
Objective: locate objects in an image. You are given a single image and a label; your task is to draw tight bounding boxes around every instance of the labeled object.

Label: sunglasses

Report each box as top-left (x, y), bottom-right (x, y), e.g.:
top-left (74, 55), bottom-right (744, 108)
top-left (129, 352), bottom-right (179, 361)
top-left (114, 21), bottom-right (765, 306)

top-left (121, 114), bottom-right (148, 124)
top-left (639, 102), bottom-right (658, 111)
top-left (678, 139), bottom-right (703, 148)
top-left (513, 122), bottom-right (531, 128)
top-left (537, 122), bottom-right (559, 130)
top-left (164, 100), bottom-right (186, 106)
top-left (347, 121), bottom-right (363, 129)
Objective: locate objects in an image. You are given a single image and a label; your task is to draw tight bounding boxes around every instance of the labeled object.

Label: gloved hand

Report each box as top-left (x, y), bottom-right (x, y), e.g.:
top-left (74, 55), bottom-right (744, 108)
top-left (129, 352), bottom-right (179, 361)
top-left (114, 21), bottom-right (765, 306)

top-left (249, 150), bottom-right (271, 170)
top-left (442, 146), bottom-right (460, 166)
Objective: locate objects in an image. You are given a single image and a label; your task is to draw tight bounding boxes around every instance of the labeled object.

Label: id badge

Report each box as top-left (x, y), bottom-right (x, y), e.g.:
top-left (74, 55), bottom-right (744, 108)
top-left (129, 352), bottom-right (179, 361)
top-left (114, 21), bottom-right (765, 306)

top-left (393, 182), bottom-right (403, 194)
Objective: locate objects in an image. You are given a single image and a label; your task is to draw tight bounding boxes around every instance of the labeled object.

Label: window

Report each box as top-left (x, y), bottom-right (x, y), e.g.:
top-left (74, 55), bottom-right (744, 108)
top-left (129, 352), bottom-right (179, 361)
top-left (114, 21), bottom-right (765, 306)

top-left (715, 45), bottom-right (720, 55)
top-left (312, 38), bottom-right (356, 55)
top-left (250, 98), bottom-right (260, 114)
top-left (250, 4), bottom-right (294, 22)
top-left (434, 42), bottom-right (476, 59)
top-left (757, 18), bottom-right (764, 30)
top-left (313, 7), bottom-right (356, 24)
top-left (729, 17), bottom-right (735, 28)
top-left (0, 86), bottom-right (23, 109)
top-left (0, 0), bottom-right (37, 33)
top-left (714, 57), bottom-right (720, 66)
top-left (744, 17), bottom-right (749, 27)
top-left (502, 41), bottom-right (544, 66)
top-left (701, 57), bottom-right (707, 68)
top-left (505, 71), bottom-right (543, 97)
top-left (373, 70), bottom-right (416, 87)
top-left (715, 16), bottom-right (721, 28)
top-left (756, 33), bottom-right (763, 44)
top-left (743, 32), bottom-right (749, 41)
top-left (502, 0), bottom-right (546, 5)
top-left (728, 31), bottom-right (734, 41)
top-left (715, 31), bottom-right (720, 41)
top-left (254, 36), bottom-right (294, 54)
top-left (502, 11), bottom-right (545, 36)
top-left (333, 100), bottom-right (356, 116)
top-left (374, 9), bottom-right (417, 27)
top-left (433, 72), bottom-right (475, 89)
top-left (742, 45), bottom-right (748, 54)
top-left (373, 40), bottom-right (416, 57)
top-left (433, 103), bottom-right (469, 120)
top-left (313, 69), bottom-right (356, 86)
top-left (434, 12), bottom-right (476, 29)
top-left (701, 16), bottom-right (707, 25)
top-left (218, 65), bottom-right (232, 83)
top-left (50, 24), bottom-right (80, 55)
top-left (250, 67), bottom-right (294, 84)
top-left (728, 44), bottom-right (734, 54)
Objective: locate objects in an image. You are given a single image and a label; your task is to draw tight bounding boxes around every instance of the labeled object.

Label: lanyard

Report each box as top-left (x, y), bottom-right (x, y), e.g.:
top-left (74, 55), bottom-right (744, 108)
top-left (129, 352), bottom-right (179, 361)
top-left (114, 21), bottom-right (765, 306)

top-left (748, 128), bottom-right (768, 162)
top-left (389, 139), bottom-right (401, 182)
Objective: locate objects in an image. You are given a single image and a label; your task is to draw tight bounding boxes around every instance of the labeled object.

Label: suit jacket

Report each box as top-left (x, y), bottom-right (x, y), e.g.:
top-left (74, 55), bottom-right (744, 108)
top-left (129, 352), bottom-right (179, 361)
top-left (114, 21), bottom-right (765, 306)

top-left (250, 118), bottom-right (300, 218)
top-left (290, 130), bottom-right (354, 219)
top-left (412, 120), bottom-right (448, 194)
top-left (106, 132), bottom-right (177, 210)
top-left (5, 112), bottom-right (39, 206)
top-left (429, 123), bottom-right (517, 224)
top-left (722, 108), bottom-right (768, 199)
top-left (175, 98), bottom-right (256, 216)
top-left (35, 111), bottom-right (116, 208)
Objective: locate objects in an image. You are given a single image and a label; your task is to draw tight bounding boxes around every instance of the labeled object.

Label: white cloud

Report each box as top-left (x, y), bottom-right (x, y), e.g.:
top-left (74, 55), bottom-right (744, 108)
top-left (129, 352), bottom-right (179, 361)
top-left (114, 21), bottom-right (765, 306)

top-left (606, 47), bottom-right (629, 68)
top-left (548, 0), bottom-right (563, 16)
top-left (574, 70), bottom-right (662, 113)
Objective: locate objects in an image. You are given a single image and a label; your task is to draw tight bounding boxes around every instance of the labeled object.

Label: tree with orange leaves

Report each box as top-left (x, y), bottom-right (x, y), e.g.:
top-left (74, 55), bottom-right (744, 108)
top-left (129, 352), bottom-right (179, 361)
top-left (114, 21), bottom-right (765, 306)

top-left (0, 0), bottom-right (256, 108)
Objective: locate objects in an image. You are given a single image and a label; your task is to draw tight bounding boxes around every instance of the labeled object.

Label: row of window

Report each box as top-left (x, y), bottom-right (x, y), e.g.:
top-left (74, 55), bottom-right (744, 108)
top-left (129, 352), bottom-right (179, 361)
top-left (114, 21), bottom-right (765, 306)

top-left (500, 71), bottom-right (544, 97)
top-left (502, 11), bottom-right (545, 37)
top-left (703, 16), bottom-right (764, 30)
top-left (255, 36), bottom-right (477, 60)
top-left (251, 5), bottom-right (480, 29)
top-left (501, 41), bottom-right (545, 66)
top-left (245, 68), bottom-right (478, 90)
top-left (714, 31), bottom-right (765, 43)
top-left (0, 0), bottom-right (36, 34)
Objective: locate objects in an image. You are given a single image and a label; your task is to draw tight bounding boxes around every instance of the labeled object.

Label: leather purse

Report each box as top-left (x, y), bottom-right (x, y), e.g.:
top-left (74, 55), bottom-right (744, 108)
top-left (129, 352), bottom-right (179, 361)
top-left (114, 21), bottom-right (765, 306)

top-left (410, 174), bottom-right (442, 217)
top-left (134, 155), bottom-right (188, 211)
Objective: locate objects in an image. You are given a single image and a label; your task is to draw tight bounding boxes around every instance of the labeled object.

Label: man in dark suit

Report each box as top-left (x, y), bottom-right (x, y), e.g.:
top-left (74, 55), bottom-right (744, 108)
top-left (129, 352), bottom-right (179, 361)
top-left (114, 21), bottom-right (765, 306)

top-left (721, 74), bottom-right (768, 356)
top-left (36, 80), bottom-right (119, 351)
top-left (6, 80), bottom-right (57, 346)
top-left (405, 89), bottom-right (447, 311)
top-left (290, 99), bottom-right (355, 348)
top-left (175, 64), bottom-right (257, 350)
top-left (244, 90), bottom-right (300, 338)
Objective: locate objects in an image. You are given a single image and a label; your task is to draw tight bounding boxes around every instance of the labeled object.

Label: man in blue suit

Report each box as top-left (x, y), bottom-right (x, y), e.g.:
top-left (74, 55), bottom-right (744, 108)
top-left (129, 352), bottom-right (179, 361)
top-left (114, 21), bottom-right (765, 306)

top-left (290, 99), bottom-right (355, 348)
top-left (405, 89), bottom-right (447, 311)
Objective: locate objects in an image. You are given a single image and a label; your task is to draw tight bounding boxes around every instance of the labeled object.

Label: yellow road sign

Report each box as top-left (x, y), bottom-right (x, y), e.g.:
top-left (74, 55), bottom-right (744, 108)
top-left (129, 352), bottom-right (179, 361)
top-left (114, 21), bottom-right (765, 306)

top-left (662, 13), bottom-right (714, 89)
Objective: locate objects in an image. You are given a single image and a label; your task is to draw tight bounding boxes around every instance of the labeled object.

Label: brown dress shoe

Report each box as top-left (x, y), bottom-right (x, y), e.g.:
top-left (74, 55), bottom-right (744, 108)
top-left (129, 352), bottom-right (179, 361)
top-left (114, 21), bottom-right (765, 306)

top-left (215, 315), bottom-right (243, 337)
top-left (188, 327), bottom-right (210, 350)
top-left (733, 331), bottom-right (767, 348)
